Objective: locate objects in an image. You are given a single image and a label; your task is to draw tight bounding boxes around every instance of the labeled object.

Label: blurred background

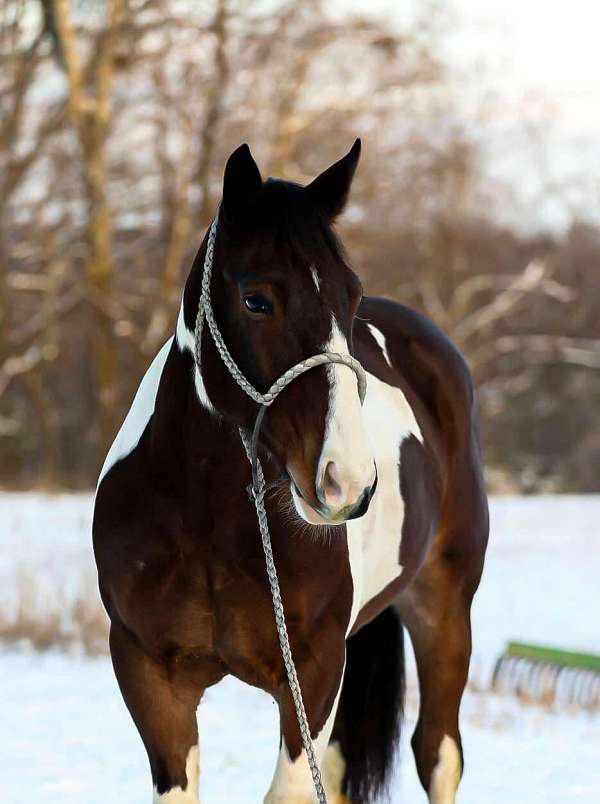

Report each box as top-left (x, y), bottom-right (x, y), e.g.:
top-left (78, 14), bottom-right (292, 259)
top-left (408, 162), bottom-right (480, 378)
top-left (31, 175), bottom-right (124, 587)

top-left (1, 0), bottom-right (599, 494)
top-left (1, 2), bottom-right (599, 802)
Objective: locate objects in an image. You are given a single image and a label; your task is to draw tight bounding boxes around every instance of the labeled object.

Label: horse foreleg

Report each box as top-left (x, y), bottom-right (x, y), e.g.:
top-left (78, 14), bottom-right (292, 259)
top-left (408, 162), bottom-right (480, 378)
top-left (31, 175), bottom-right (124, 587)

top-left (265, 634), bottom-right (347, 804)
top-left (398, 557), bottom-right (476, 804)
top-left (110, 621), bottom-right (209, 803)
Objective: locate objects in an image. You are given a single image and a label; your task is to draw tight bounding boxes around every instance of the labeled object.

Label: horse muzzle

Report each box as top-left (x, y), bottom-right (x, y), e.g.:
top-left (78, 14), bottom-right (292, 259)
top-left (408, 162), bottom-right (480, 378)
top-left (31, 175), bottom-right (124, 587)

top-left (291, 463), bottom-right (378, 525)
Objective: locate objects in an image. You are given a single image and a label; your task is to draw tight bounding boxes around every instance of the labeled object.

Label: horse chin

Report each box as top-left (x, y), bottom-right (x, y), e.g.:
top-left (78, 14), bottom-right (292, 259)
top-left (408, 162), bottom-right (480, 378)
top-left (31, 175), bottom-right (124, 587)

top-left (289, 481), bottom-right (344, 527)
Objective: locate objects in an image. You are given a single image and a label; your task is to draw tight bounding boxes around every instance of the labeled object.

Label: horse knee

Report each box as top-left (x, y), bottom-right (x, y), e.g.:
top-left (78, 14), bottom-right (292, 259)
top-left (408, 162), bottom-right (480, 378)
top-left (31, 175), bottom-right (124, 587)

top-left (109, 623), bottom-right (204, 803)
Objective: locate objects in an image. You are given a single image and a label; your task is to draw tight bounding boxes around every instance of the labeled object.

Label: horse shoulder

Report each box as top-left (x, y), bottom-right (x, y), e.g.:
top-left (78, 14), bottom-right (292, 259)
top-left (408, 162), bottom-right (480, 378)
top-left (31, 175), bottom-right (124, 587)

top-left (93, 336), bottom-right (215, 643)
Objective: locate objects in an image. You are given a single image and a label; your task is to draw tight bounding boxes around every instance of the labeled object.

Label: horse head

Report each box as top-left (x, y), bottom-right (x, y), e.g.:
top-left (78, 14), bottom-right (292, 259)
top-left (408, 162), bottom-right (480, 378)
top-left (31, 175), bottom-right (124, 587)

top-left (192, 141), bottom-right (377, 525)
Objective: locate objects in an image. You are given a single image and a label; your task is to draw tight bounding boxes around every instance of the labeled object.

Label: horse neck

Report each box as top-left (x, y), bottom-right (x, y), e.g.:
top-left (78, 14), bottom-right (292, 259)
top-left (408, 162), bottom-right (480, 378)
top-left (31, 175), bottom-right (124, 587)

top-left (150, 235), bottom-right (236, 472)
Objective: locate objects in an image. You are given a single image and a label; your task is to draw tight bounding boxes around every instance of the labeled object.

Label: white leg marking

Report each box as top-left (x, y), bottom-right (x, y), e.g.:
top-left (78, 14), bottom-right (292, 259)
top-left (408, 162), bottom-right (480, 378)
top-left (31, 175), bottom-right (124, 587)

top-left (367, 323), bottom-right (393, 368)
top-left (265, 741), bottom-right (319, 804)
top-left (345, 369), bottom-right (423, 630)
top-left (265, 686), bottom-right (342, 803)
top-left (175, 302), bottom-right (216, 414)
top-left (153, 744), bottom-right (200, 803)
top-left (429, 735), bottom-right (461, 804)
top-left (322, 741), bottom-right (347, 802)
top-left (97, 336), bottom-right (173, 488)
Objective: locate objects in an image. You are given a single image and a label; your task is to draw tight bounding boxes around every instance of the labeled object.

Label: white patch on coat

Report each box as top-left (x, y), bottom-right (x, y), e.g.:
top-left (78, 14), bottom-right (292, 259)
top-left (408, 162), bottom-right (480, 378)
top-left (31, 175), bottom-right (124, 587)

top-left (429, 735), bottom-right (462, 804)
top-left (367, 322), bottom-right (393, 368)
top-left (346, 368), bottom-right (423, 630)
top-left (314, 317), bottom-right (375, 516)
top-left (322, 741), bottom-right (346, 798)
top-left (153, 744), bottom-right (200, 804)
top-left (175, 302), bottom-right (216, 414)
top-left (309, 263), bottom-right (321, 292)
top-left (97, 297), bottom-right (217, 490)
top-left (265, 683), bottom-right (343, 803)
top-left (97, 337), bottom-right (172, 488)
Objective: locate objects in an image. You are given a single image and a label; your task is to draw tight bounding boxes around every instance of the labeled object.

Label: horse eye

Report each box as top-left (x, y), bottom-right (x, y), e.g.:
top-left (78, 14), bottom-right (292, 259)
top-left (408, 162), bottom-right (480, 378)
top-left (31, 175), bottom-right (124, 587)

top-left (243, 294), bottom-right (273, 315)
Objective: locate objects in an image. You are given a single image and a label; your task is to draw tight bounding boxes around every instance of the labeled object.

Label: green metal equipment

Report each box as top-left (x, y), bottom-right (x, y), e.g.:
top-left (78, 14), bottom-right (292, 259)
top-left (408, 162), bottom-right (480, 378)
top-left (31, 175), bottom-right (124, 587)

top-left (492, 641), bottom-right (600, 710)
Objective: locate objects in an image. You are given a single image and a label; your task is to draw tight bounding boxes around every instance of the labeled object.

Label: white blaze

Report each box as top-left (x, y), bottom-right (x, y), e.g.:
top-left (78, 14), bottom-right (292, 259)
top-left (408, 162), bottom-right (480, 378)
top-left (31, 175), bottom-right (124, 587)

top-left (316, 317), bottom-right (375, 513)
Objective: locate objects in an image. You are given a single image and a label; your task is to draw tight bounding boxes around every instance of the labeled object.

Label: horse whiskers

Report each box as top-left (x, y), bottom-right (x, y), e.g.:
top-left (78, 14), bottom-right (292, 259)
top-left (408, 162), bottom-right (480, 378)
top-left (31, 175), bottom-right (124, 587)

top-left (266, 481), bottom-right (292, 509)
top-left (296, 519), bottom-right (343, 546)
top-left (266, 481), bottom-right (344, 545)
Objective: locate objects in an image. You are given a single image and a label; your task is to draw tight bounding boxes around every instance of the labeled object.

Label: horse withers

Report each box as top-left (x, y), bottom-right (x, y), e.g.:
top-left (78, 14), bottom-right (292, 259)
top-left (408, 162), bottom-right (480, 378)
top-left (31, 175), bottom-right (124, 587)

top-left (93, 140), bottom-right (489, 804)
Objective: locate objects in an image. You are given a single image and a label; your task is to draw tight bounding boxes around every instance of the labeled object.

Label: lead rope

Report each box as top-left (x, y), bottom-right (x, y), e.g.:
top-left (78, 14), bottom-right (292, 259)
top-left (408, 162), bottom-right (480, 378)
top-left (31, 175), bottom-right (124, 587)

top-left (194, 216), bottom-right (367, 804)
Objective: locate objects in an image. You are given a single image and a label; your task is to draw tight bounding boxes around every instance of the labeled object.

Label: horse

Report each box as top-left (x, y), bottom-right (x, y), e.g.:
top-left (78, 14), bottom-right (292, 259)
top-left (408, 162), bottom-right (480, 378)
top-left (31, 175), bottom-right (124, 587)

top-left (93, 139), bottom-right (489, 804)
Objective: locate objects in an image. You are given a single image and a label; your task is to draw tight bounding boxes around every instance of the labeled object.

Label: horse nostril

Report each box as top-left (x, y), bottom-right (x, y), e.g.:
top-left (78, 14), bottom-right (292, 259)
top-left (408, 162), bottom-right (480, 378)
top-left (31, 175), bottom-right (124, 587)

top-left (347, 487), bottom-right (371, 520)
top-left (369, 466), bottom-right (378, 500)
top-left (347, 470), bottom-right (377, 521)
top-left (322, 460), bottom-right (343, 505)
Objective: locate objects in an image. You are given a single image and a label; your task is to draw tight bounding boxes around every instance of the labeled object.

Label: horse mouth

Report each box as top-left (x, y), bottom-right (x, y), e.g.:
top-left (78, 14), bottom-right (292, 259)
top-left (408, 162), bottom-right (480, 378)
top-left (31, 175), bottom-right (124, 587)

top-left (289, 479), bottom-right (350, 526)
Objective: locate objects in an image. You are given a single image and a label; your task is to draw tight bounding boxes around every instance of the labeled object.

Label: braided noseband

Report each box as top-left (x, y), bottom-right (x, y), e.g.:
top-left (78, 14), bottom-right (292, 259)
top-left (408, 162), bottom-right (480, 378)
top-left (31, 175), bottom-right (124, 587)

top-left (194, 216), bottom-right (367, 803)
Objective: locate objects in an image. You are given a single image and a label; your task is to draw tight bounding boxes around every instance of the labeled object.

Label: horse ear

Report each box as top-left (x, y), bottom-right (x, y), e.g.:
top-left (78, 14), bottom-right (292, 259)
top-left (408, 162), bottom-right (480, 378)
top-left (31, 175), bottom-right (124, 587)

top-left (306, 139), bottom-right (361, 220)
top-left (222, 143), bottom-right (262, 224)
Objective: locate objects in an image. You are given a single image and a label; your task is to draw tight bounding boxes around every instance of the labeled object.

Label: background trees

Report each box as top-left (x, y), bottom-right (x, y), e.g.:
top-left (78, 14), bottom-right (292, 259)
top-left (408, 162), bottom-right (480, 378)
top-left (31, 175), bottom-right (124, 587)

top-left (1, 0), bottom-right (598, 490)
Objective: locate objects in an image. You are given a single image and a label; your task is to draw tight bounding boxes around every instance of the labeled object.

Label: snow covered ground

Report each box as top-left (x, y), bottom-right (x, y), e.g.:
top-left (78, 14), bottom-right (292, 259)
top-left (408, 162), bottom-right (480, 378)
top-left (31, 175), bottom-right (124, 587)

top-left (1, 494), bottom-right (599, 803)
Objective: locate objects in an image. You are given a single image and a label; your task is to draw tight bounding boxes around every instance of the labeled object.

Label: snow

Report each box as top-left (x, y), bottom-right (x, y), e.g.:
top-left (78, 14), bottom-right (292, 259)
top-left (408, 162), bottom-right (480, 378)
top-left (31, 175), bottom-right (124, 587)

top-left (1, 494), bottom-right (600, 802)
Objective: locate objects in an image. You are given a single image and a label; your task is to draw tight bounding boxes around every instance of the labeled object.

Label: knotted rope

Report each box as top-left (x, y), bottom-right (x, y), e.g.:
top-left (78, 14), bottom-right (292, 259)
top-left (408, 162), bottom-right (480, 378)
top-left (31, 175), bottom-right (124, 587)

top-left (194, 216), bottom-right (367, 803)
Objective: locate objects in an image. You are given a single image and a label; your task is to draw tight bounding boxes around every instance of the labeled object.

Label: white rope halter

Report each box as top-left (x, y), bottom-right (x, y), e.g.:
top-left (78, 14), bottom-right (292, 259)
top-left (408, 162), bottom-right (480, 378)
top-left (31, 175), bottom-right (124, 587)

top-left (194, 215), bottom-right (368, 803)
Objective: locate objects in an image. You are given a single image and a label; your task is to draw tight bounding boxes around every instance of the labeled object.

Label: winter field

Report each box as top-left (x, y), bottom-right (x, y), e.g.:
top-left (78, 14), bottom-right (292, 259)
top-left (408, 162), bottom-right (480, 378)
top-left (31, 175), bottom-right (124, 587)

top-left (1, 493), bottom-right (599, 803)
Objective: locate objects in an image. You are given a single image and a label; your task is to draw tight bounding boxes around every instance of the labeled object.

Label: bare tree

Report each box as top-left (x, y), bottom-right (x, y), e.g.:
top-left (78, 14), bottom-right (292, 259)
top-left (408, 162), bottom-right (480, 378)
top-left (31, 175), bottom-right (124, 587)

top-left (0, 0), bottom-right (599, 491)
top-left (51, 0), bottom-right (123, 460)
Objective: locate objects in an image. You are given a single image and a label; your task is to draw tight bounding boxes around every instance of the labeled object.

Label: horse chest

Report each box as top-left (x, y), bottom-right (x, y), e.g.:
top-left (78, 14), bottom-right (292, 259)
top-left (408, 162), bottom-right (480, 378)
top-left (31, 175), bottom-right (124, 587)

top-left (345, 370), bottom-right (424, 632)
